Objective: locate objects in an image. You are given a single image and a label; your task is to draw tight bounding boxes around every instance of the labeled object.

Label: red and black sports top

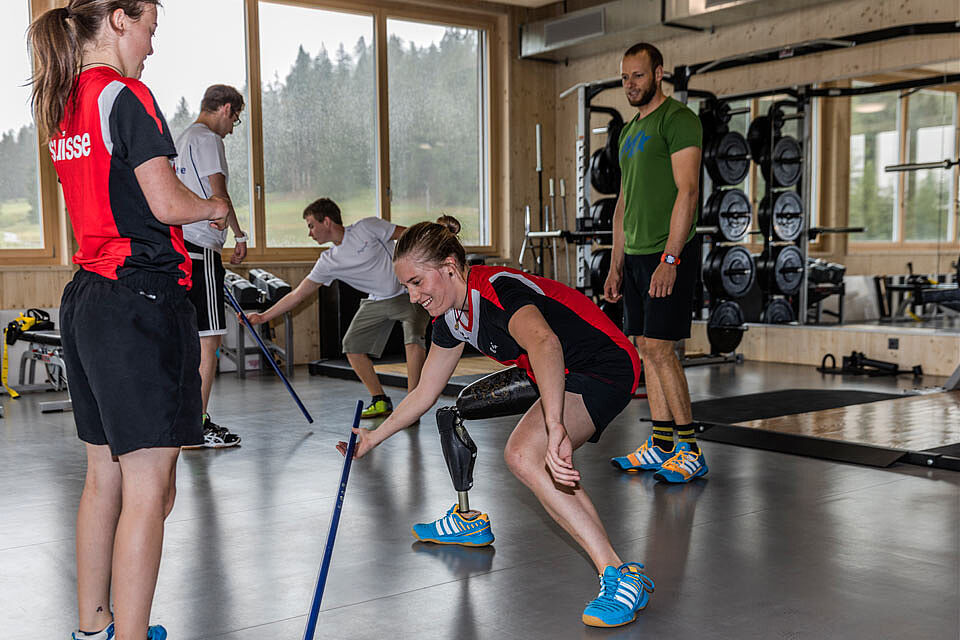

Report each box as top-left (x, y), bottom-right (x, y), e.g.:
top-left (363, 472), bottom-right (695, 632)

top-left (50, 67), bottom-right (191, 288)
top-left (432, 266), bottom-right (642, 393)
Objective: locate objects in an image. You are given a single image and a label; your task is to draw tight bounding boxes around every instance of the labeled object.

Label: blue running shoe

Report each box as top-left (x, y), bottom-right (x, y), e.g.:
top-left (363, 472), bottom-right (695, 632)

top-left (411, 504), bottom-right (494, 547)
top-left (71, 623), bottom-right (167, 640)
top-left (582, 562), bottom-right (655, 628)
top-left (654, 442), bottom-right (708, 483)
top-left (610, 436), bottom-right (674, 472)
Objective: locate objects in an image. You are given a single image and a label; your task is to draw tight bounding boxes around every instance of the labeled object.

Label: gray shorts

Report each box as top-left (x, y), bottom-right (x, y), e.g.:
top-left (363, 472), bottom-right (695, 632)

top-left (342, 294), bottom-right (430, 357)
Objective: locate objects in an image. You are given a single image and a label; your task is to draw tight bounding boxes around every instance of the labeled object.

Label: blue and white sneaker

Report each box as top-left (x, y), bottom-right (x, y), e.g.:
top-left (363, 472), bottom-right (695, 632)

top-left (654, 442), bottom-right (708, 483)
top-left (610, 436), bottom-right (674, 472)
top-left (72, 623), bottom-right (167, 640)
top-left (582, 562), bottom-right (655, 627)
top-left (411, 504), bottom-right (494, 547)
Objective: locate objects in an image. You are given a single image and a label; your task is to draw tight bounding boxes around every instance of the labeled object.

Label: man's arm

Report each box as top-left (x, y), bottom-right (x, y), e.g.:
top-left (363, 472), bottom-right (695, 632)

top-left (247, 277), bottom-right (321, 325)
top-left (603, 182), bottom-right (627, 302)
top-left (208, 172), bottom-right (247, 263)
top-left (389, 224), bottom-right (407, 242)
top-left (648, 145), bottom-right (700, 298)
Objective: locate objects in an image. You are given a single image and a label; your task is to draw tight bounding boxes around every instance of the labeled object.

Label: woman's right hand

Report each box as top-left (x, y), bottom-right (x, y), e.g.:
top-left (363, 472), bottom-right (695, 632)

top-left (336, 427), bottom-right (378, 459)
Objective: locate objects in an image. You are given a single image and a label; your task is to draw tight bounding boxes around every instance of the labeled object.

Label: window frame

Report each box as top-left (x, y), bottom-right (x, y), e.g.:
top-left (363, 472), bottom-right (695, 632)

top-left (244, 0), bottom-right (500, 261)
top-left (847, 74), bottom-right (960, 252)
top-left (3, 0), bottom-right (502, 265)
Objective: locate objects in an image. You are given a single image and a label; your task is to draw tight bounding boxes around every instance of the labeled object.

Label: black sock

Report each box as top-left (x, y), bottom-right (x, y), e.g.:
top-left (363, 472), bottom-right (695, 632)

top-left (651, 420), bottom-right (675, 451)
top-left (675, 424), bottom-right (699, 453)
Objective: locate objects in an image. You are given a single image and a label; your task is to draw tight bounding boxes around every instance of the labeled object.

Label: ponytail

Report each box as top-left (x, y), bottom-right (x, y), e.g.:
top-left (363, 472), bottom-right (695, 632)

top-left (28, 1), bottom-right (160, 141)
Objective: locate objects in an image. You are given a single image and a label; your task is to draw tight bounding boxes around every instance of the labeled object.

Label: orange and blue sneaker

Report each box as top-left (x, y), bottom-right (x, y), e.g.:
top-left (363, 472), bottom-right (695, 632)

top-left (411, 504), bottom-right (494, 547)
top-left (610, 436), bottom-right (674, 472)
top-left (72, 623), bottom-right (167, 640)
top-left (582, 562), bottom-right (655, 627)
top-left (654, 442), bottom-right (708, 483)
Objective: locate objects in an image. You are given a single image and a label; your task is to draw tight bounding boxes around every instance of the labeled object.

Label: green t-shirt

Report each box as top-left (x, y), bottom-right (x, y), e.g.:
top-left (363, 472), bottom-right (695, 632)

top-left (618, 97), bottom-right (702, 255)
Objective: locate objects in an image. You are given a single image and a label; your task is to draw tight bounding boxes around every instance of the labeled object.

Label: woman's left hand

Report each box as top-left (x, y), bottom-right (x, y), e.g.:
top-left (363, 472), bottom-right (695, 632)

top-left (545, 424), bottom-right (580, 487)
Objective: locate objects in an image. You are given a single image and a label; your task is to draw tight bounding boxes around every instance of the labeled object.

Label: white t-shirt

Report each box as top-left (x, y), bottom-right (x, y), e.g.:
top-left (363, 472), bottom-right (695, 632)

top-left (306, 217), bottom-right (405, 301)
top-left (174, 122), bottom-right (229, 251)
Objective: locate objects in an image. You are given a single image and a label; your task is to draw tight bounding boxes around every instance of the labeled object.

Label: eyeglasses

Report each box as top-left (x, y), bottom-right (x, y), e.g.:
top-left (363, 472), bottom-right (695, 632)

top-left (232, 114), bottom-right (242, 126)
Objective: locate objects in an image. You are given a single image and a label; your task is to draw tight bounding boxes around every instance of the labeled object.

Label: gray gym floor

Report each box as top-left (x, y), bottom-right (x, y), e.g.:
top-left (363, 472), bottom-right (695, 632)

top-left (2, 361), bottom-right (957, 639)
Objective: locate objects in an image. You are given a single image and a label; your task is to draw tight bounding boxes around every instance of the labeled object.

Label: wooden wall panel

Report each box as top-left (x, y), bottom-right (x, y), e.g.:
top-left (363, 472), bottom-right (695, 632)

top-left (0, 267), bottom-right (73, 309)
top-left (688, 321), bottom-right (960, 376)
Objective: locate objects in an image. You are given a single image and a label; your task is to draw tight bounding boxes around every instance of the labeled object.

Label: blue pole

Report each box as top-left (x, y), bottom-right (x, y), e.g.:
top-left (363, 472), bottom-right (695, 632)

top-left (223, 284), bottom-right (313, 424)
top-left (302, 400), bottom-right (363, 640)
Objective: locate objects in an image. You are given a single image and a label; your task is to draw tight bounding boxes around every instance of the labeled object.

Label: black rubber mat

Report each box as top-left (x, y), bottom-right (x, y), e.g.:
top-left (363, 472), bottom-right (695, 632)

top-left (922, 442), bottom-right (960, 457)
top-left (692, 389), bottom-right (902, 424)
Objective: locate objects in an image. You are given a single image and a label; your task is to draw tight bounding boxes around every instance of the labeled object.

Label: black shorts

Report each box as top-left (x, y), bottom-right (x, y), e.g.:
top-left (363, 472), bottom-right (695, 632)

top-left (60, 269), bottom-right (203, 455)
top-left (622, 240), bottom-right (700, 341)
top-left (185, 240), bottom-right (226, 336)
top-left (565, 371), bottom-right (633, 443)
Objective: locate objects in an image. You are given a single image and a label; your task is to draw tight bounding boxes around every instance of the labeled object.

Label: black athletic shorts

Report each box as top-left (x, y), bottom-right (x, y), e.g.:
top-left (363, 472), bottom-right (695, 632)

top-left (565, 370), bottom-right (633, 443)
top-left (185, 240), bottom-right (226, 336)
top-left (622, 239), bottom-right (700, 341)
top-left (60, 269), bottom-right (203, 455)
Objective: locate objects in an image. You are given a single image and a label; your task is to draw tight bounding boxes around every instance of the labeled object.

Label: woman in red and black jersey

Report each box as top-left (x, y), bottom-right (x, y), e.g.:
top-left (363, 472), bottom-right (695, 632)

top-left (338, 216), bottom-right (653, 628)
top-left (29, 2), bottom-right (227, 638)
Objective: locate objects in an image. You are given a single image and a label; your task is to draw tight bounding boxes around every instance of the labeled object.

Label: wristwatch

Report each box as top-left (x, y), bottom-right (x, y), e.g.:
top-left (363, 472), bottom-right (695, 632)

top-left (660, 252), bottom-right (680, 266)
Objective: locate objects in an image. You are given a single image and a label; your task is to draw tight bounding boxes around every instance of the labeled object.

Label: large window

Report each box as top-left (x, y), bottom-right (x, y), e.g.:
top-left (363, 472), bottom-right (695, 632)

top-left (0, 0), bottom-right (41, 250)
top-left (903, 90), bottom-right (956, 242)
top-left (259, 4), bottom-right (377, 248)
top-left (387, 19), bottom-right (488, 245)
top-left (4, 0), bottom-right (496, 263)
top-left (849, 86), bottom-right (899, 241)
top-left (141, 0), bottom-right (253, 248)
top-left (848, 82), bottom-right (959, 244)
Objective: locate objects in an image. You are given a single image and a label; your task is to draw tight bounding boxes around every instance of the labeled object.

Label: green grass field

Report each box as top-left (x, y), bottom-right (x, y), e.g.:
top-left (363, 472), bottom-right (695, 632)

top-left (0, 199), bottom-right (42, 249)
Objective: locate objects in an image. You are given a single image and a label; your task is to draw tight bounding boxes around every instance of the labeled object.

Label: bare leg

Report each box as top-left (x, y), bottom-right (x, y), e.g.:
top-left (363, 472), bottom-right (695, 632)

top-left (404, 343), bottom-right (426, 392)
top-left (504, 393), bottom-right (621, 572)
top-left (198, 335), bottom-right (222, 415)
top-left (76, 444), bottom-right (122, 633)
top-left (639, 338), bottom-right (693, 424)
top-left (346, 352), bottom-right (385, 398)
top-left (635, 336), bottom-right (672, 422)
top-left (111, 447), bottom-right (180, 640)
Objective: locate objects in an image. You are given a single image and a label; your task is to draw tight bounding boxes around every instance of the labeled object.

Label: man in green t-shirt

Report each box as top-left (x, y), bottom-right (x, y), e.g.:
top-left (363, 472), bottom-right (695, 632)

top-left (603, 42), bottom-right (708, 483)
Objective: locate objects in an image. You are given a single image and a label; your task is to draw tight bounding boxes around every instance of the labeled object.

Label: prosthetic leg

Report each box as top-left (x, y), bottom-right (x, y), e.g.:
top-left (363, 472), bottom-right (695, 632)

top-left (413, 367), bottom-right (539, 546)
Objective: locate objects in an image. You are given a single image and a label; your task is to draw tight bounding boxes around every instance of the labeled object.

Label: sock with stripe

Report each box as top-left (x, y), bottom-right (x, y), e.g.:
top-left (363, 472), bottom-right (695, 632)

top-left (651, 420), bottom-right (675, 452)
top-left (675, 424), bottom-right (699, 454)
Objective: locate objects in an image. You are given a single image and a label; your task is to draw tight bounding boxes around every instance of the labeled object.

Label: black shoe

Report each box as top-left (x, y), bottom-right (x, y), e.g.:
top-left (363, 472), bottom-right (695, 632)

top-left (196, 414), bottom-right (241, 448)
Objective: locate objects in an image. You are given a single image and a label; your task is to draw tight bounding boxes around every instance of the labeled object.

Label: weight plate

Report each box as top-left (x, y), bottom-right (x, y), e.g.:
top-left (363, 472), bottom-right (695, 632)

top-left (707, 300), bottom-right (745, 354)
top-left (761, 298), bottom-right (796, 324)
top-left (705, 245), bottom-right (755, 299)
top-left (758, 190), bottom-right (803, 241)
top-left (767, 136), bottom-right (802, 187)
top-left (704, 188), bottom-right (752, 242)
top-left (590, 148), bottom-right (620, 195)
top-left (589, 249), bottom-right (611, 295)
top-left (590, 197), bottom-right (617, 232)
top-left (705, 131), bottom-right (750, 186)
top-left (757, 245), bottom-right (803, 295)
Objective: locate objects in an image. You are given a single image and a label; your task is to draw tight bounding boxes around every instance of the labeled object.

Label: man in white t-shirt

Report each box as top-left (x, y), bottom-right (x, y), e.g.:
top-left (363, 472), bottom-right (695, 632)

top-left (248, 198), bottom-right (429, 418)
top-left (174, 84), bottom-right (248, 448)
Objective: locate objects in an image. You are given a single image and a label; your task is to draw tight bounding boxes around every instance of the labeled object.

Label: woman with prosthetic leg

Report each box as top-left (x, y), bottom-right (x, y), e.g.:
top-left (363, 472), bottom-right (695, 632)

top-left (337, 216), bottom-right (655, 628)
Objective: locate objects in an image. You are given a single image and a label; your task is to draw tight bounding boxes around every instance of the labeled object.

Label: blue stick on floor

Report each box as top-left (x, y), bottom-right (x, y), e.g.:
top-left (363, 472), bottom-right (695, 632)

top-left (302, 399), bottom-right (363, 640)
top-left (223, 285), bottom-right (314, 424)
